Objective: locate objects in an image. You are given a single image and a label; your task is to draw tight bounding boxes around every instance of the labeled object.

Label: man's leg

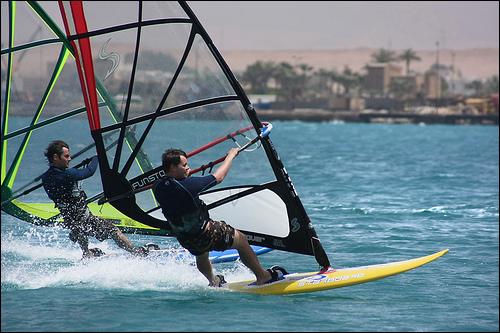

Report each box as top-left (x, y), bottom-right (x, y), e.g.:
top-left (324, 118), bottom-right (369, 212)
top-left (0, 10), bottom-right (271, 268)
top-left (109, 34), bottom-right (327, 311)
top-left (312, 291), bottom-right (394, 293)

top-left (231, 230), bottom-right (272, 285)
top-left (111, 229), bottom-right (148, 255)
top-left (69, 229), bottom-right (94, 258)
top-left (195, 252), bottom-right (218, 286)
top-left (90, 215), bottom-right (147, 256)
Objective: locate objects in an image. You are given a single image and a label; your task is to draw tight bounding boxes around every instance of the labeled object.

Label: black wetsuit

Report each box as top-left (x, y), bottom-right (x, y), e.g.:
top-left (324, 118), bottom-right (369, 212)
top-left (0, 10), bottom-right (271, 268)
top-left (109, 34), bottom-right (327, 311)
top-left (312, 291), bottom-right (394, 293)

top-left (41, 156), bottom-right (117, 244)
top-left (153, 175), bottom-right (235, 255)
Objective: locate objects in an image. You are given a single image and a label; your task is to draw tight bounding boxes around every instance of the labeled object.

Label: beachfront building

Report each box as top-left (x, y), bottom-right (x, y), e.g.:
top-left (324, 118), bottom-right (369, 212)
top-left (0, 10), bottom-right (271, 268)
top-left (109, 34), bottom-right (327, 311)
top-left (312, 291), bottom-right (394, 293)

top-left (424, 70), bottom-right (442, 100)
top-left (363, 63), bottom-right (402, 96)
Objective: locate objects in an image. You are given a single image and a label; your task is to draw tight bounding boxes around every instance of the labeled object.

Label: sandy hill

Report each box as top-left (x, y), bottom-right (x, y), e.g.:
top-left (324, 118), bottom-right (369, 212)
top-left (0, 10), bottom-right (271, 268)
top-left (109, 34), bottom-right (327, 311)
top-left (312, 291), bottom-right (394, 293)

top-left (219, 48), bottom-right (499, 81)
top-left (16, 46), bottom-right (497, 82)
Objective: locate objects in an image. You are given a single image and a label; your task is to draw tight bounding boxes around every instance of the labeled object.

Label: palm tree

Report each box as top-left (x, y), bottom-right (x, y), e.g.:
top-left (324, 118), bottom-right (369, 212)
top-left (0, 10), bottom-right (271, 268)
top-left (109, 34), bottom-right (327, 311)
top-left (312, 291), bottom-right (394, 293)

top-left (313, 69), bottom-right (337, 98)
top-left (241, 61), bottom-right (275, 94)
top-left (272, 62), bottom-right (303, 108)
top-left (296, 63), bottom-right (314, 76)
top-left (335, 66), bottom-right (361, 96)
top-left (399, 49), bottom-right (421, 75)
top-left (484, 75), bottom-right (499, 95)
top-left (370, 48), bottom-right (397, 63)
top-left (466, 80), bottom-right (484, 96)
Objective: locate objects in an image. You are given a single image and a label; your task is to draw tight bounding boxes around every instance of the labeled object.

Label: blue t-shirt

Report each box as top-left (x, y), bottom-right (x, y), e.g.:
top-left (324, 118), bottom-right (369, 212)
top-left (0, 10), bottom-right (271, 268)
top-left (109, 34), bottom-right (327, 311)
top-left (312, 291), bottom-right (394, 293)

top-left (153, 175), bottom-right (217, 234)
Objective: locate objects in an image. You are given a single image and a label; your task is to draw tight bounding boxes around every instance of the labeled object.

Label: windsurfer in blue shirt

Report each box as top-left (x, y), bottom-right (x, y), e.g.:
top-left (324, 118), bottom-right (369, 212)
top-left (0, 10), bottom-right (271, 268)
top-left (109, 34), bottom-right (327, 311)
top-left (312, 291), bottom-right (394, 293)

top-left (153, 148), bottom-right (287, 286)
top-left (41, 140), bottom-right (151, 259)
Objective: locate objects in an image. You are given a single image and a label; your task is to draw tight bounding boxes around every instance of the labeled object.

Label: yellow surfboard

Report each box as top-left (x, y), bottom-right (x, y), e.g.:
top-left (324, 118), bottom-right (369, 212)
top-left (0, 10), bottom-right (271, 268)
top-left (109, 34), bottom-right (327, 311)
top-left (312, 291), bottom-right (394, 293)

top-left (223, 249), bottom-right (448, 295)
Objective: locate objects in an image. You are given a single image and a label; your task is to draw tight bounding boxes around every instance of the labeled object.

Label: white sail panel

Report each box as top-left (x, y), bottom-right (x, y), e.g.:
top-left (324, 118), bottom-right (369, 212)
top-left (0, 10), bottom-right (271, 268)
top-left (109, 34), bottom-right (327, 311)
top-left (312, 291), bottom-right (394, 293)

top-left (201, 188), bottom-right (290, 238)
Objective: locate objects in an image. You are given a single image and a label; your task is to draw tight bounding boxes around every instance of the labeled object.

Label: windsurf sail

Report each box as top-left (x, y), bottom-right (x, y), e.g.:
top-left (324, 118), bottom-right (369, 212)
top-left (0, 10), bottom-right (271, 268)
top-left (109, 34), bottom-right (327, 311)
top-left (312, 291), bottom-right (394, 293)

top-left (2, 1), bottom-right (330, 269)
top-left (1, 1), bottom-right (161, 235)
top-left (56, 1), bottom-right (330, 269)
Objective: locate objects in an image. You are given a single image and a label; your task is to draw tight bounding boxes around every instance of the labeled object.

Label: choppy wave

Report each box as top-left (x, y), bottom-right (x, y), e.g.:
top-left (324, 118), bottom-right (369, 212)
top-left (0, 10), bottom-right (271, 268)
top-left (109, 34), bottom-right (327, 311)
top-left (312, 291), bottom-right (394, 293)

top-left (1, 232), bottom-right (253, 292)
top-left (2, 122), bottom-right (498, 332)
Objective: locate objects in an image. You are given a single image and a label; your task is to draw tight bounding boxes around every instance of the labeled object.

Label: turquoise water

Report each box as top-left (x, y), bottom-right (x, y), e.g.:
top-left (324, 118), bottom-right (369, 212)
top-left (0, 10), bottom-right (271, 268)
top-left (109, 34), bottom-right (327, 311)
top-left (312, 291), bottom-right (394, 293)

top-left (2, 122), bottom-right (498, 332)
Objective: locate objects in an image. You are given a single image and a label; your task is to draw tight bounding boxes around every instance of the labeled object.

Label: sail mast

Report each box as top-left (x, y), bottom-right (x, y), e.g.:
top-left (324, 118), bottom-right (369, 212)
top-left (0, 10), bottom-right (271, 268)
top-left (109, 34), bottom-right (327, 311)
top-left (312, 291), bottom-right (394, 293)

top-left (179, 1), bottom-right (331, 268)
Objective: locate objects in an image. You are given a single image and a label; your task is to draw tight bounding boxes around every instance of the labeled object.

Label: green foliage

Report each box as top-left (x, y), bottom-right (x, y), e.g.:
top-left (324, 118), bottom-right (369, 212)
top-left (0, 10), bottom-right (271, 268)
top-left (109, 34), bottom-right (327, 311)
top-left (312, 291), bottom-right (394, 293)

top-left (466, 75), bottom-right (499, 96)
top-left (484, 75), bottom-right (499, 95)
top-left (241, 61), bottom-right (275, 94)
top-left (399, 49), bottom-right (421, 75)
top-left (370, 48), bottom-right (398, 63)
top-left (239, 60), bottom-right (363, 107)
top-left (389, 77), bottom-right (417, 100)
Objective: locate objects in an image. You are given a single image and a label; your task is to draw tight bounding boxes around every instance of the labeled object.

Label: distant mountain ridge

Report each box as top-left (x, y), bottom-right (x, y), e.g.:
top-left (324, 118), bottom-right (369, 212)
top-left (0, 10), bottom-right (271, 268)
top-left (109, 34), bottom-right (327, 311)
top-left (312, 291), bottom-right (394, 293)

top-left (220, 47), bottom-right (499, 81)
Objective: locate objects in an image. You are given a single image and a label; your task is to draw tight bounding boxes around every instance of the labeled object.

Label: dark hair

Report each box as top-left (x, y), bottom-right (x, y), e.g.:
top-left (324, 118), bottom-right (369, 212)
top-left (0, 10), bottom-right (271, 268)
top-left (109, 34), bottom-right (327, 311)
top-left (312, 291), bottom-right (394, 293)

top-left (162, 148), bottom-right (186, 171)
top-left (44, 140), bottom-right (69, 163)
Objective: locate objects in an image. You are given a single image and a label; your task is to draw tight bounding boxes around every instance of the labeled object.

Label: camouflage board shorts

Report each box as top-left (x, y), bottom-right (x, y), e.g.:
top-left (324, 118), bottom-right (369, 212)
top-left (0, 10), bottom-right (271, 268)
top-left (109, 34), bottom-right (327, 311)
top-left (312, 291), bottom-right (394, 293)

top-left (177, 220), bottom-right (235, 256)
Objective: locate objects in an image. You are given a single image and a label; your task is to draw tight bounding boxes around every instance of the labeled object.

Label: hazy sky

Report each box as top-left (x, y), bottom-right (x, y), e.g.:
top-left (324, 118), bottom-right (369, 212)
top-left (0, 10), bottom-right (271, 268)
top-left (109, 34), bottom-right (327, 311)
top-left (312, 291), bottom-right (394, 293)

top-left (189, 1), bottom-right (499, 50)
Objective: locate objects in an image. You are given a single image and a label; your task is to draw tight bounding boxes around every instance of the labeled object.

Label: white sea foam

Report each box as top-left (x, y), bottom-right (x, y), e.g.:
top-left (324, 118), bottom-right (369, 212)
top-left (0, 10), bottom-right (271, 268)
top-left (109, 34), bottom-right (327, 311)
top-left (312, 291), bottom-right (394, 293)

top-left (1, 236), bottom-right (254, 292)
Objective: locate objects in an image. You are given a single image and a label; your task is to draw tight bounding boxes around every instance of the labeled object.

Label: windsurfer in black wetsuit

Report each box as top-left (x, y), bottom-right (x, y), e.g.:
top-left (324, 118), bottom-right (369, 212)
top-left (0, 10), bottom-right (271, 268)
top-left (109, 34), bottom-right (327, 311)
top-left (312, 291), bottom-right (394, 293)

top-left (41, 140), bottom-right (151, 259)
top-left (153, 148), bottom-right (287, 287)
